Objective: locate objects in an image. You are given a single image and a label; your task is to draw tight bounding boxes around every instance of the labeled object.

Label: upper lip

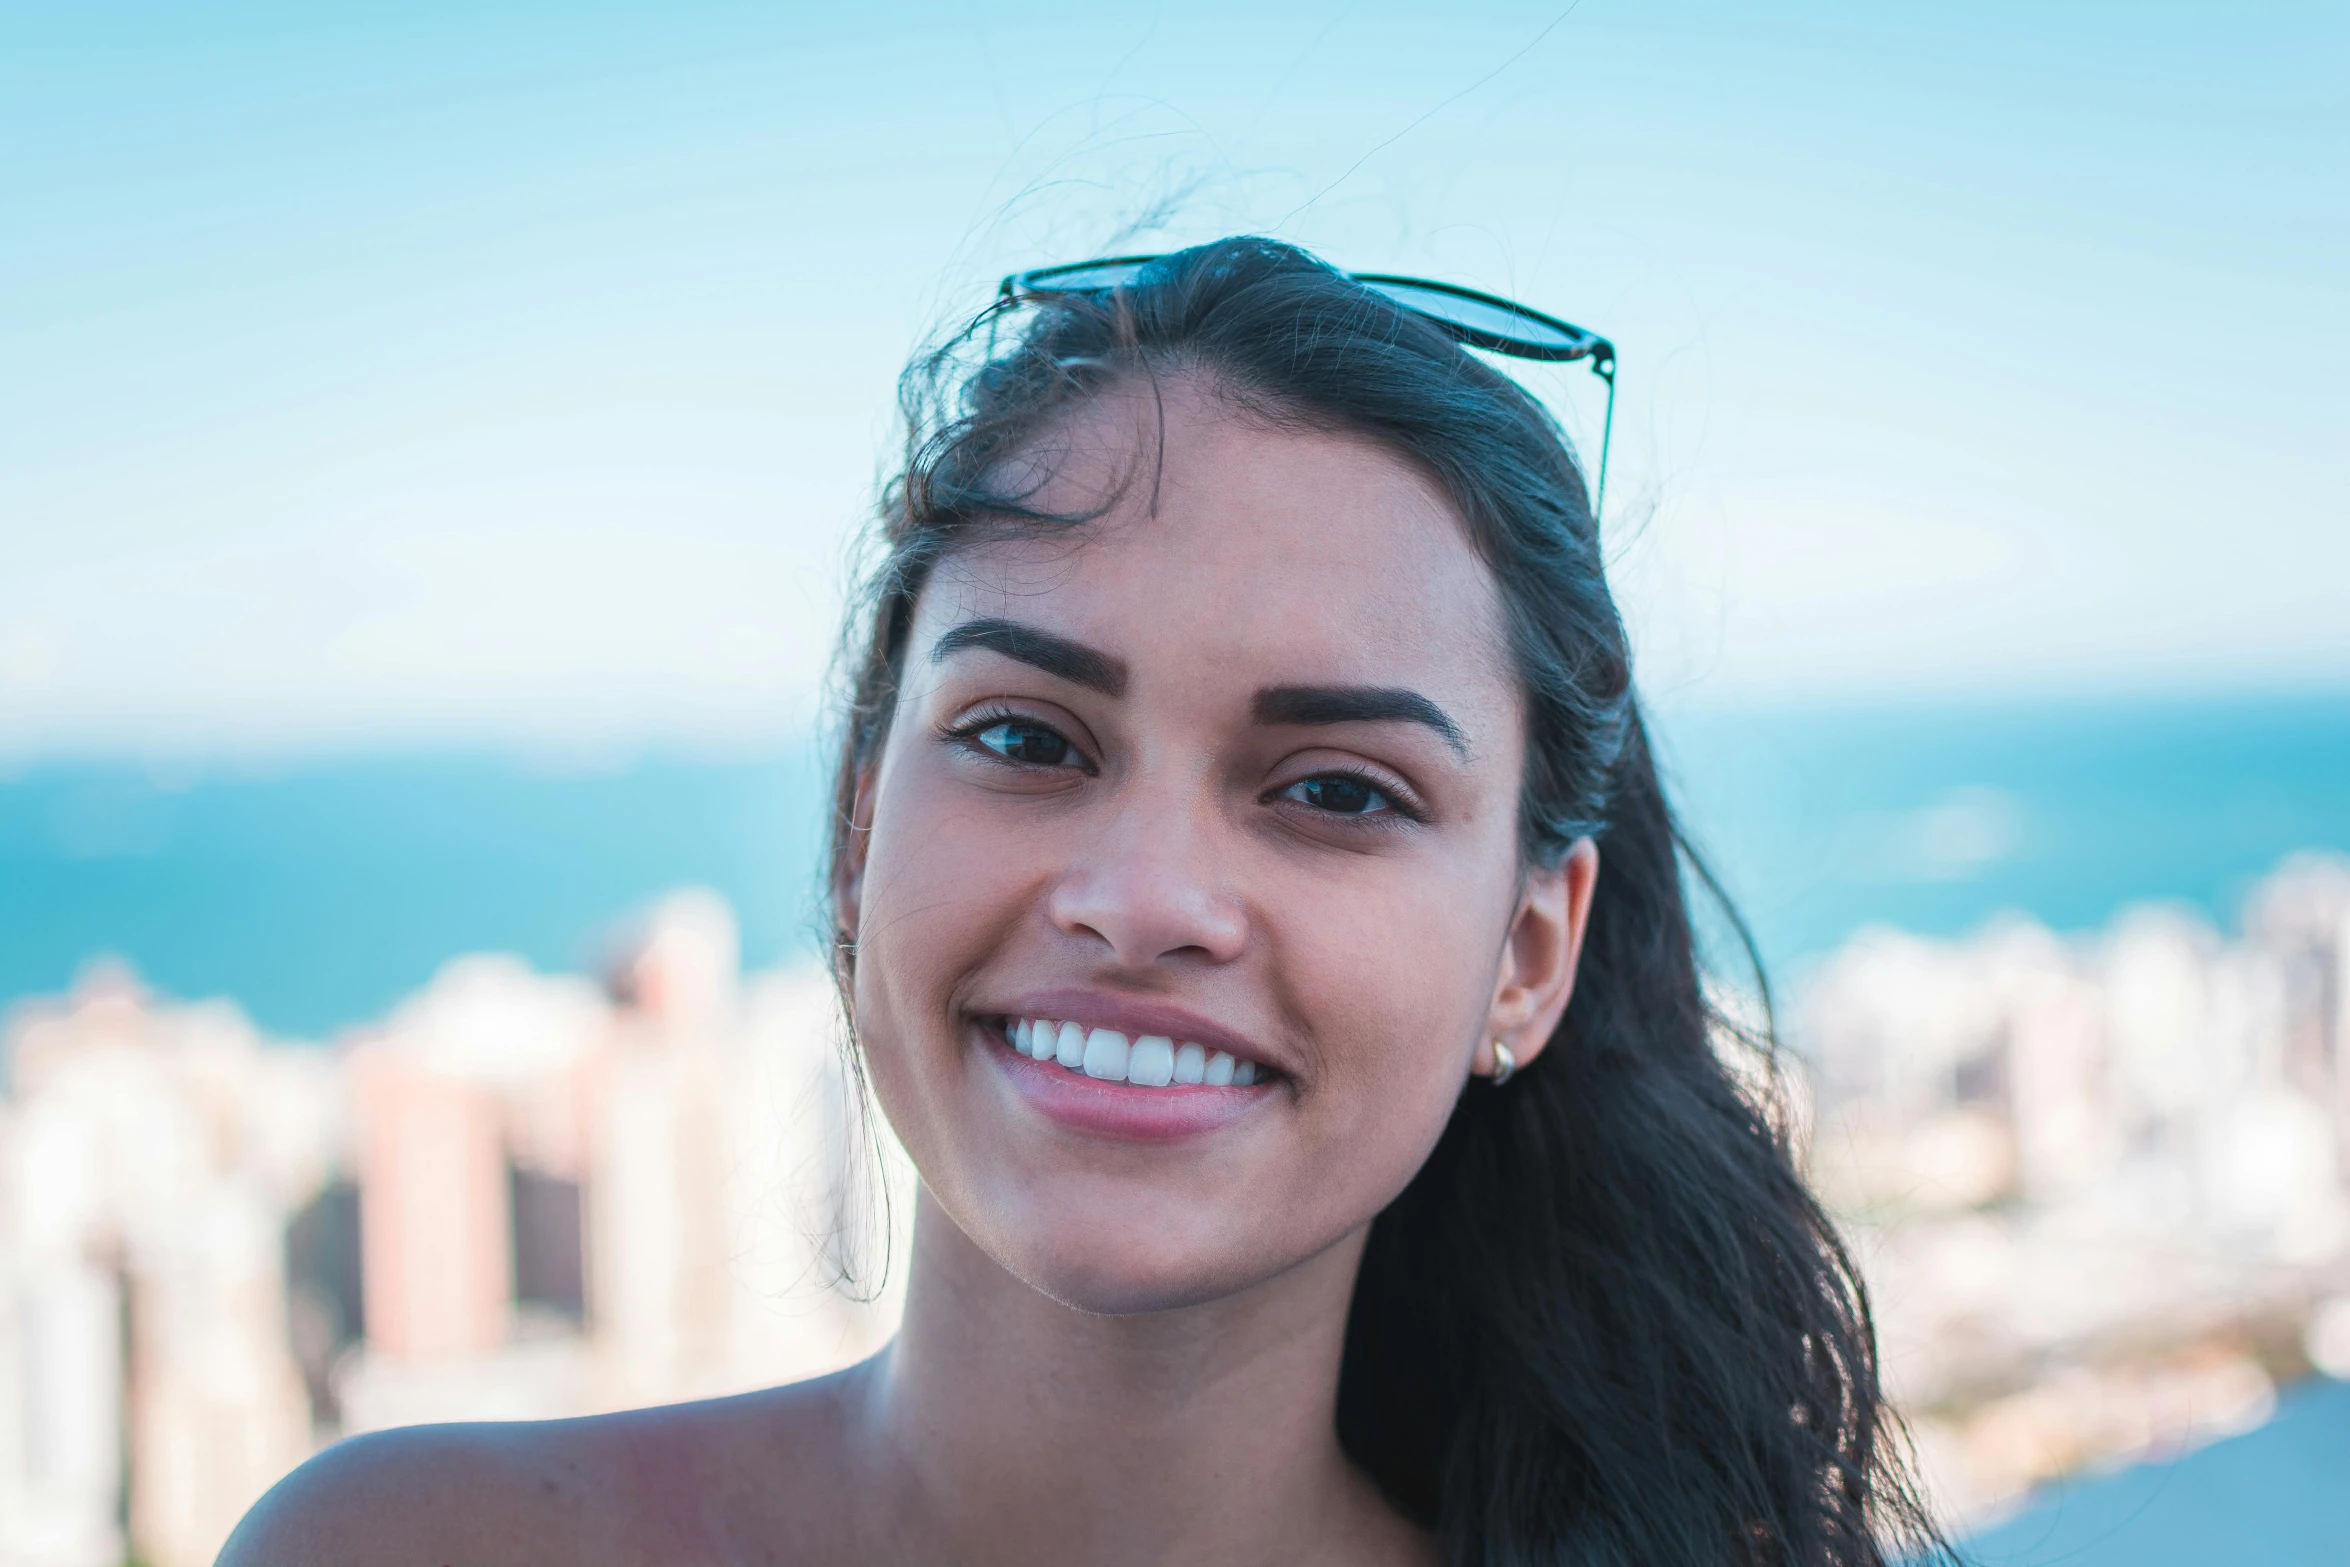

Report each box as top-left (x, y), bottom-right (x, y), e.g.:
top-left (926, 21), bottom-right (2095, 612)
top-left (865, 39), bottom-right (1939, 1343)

top-left (980, 988), bottom-right (1281, 1074)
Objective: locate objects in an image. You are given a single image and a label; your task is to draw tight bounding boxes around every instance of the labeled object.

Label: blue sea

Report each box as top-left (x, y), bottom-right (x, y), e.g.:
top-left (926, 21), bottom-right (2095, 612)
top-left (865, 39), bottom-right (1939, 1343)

top-left (3, 692), bottom-right (2348, 1039)
top-left (1962, 1375), bottom-right (2350, 1566)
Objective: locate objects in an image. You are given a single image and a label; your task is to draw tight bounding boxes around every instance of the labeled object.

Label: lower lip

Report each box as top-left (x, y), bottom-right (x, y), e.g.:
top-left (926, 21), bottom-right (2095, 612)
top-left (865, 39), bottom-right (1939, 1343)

top-left (985, 1030), bottom-right (1272, 1143)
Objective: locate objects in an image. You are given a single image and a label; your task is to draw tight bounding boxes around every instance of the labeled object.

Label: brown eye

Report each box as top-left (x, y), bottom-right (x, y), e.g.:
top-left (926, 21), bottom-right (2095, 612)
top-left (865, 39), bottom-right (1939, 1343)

top-left (1282, 774), bottom-right (1391, 815)
top-left (973, 719), bottom-right (1077, 768)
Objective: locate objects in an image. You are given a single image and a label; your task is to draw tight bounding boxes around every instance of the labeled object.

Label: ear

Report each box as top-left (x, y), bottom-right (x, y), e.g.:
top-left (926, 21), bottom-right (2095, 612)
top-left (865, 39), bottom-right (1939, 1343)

top-left (832, 764), bottom-right (880, 957)
top-left (1478, 838), bottom-right (1600, 1077)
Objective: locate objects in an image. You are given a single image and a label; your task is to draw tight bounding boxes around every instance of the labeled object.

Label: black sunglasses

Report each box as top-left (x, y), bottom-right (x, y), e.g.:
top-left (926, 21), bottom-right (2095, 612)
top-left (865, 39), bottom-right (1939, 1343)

top-left (999, 256), bottom-right (1617, 524)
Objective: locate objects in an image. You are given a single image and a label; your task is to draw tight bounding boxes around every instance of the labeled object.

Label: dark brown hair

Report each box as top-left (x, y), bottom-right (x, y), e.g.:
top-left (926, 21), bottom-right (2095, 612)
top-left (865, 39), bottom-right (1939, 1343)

top-left (828, 237), bottom-right (1944, 1566)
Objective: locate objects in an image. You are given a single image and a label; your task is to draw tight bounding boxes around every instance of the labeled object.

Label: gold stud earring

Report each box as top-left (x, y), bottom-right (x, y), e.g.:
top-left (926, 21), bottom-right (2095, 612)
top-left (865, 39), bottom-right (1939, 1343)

top-left (1488, 1039), bottom-right (1516, 1087)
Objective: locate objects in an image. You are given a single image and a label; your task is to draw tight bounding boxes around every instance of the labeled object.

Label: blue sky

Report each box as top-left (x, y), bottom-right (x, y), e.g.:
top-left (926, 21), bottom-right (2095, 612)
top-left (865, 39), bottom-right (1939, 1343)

top-left (3, 1), bottom-right (2343, 756)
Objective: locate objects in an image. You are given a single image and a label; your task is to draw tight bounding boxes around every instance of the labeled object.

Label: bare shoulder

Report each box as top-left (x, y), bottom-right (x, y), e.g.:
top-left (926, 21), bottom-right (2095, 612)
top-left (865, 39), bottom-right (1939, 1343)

top-left (217, 1419), bottom-right (589, 1567)
top-left (219, 1364), bottom-right (870, 1567)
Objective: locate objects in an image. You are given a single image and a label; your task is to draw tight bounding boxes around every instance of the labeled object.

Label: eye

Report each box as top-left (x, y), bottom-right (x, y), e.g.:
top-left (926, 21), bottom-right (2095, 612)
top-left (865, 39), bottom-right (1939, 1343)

top-left (969, 718), bottom-right (1079, 769)
top-left (1281, 773), bottom-right (1395, 816)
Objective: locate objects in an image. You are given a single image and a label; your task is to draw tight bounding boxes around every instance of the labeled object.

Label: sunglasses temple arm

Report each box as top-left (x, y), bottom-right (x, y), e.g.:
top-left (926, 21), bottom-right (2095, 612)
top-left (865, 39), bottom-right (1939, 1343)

top-left (1591, 357), bottom-right (1616, 528)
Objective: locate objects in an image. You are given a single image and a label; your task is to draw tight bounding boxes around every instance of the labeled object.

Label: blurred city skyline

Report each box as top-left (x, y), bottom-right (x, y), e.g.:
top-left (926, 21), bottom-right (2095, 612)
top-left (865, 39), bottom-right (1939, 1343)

top-left (6, 1), bottom-right (2346, 760)
top-left (8, 855), bottom-right (2348, 1562)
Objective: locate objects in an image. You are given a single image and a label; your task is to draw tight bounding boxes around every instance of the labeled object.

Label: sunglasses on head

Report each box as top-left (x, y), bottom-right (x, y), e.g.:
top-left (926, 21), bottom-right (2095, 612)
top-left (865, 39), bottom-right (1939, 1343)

top-left (999, 255), bottom-right (1617, 524)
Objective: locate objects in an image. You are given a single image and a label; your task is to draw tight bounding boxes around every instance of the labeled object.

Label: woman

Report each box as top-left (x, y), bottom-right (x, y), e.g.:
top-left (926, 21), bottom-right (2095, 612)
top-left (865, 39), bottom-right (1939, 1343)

top-left (226, 238), bottom-right (1938, 1565)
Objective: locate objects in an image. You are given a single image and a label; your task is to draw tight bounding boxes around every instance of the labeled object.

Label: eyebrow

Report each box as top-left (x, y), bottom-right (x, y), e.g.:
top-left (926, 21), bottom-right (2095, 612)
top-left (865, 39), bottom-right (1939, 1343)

top-left (1252, 685), bottom-right (1469, 757)
top-left (929, 618), bottom-right (1127, 697)
top-left (929, 618), bottom-right (1467, 756)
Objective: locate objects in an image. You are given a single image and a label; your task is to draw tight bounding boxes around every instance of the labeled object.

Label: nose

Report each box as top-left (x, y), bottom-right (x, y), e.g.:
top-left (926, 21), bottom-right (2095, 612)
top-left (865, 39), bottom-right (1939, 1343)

top-left (1043, 780), bottom-right (1248, 968)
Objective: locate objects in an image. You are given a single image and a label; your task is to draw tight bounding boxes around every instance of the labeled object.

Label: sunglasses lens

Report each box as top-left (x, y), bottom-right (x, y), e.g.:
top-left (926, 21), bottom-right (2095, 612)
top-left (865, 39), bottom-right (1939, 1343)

top-left (1359, 279), bottom-right (1599, 360)
top-left (1010, 259), bottom-right (1154, 297)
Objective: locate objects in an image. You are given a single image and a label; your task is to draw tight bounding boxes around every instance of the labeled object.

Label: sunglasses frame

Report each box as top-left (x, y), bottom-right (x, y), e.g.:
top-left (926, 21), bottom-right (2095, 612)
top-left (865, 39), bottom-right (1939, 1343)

top-left (998, 255), bottom-right (1617, 523)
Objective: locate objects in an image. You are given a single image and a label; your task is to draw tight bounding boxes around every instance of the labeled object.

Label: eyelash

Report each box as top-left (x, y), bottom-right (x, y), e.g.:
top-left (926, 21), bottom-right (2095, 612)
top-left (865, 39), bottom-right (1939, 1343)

top-left (1271, 766), bottom-right (1427, 825)
top-left (939, 707), bottom-right (1428, 826)
top-left (941, 706), bottom-right (1097, 774)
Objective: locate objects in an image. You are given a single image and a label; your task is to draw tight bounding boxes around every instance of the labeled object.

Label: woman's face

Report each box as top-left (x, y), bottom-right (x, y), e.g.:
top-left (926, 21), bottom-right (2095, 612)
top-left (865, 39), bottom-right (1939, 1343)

top-left (843, 377), bottom-right (1589, 1314)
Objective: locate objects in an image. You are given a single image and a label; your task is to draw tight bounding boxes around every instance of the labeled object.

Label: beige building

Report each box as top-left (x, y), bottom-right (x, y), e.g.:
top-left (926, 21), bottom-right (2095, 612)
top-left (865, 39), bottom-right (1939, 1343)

top-left (333, 893), bottom-right (900, 1434)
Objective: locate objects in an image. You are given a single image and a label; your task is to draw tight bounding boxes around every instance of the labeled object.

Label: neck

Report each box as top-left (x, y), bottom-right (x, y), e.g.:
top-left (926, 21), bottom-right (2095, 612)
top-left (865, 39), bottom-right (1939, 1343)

top-left (848, 1185), bottom-right (1420, 1567)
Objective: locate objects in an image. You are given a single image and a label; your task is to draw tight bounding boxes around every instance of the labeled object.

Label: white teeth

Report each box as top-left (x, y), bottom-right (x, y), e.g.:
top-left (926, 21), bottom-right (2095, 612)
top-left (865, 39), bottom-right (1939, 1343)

top-left (1007, 1018), bottom-right (1265, 1090)
top-left (1127, 1036), bottom-right (1175, 1087)
top-left (1082, 1028), bottom-right (1131, 1081)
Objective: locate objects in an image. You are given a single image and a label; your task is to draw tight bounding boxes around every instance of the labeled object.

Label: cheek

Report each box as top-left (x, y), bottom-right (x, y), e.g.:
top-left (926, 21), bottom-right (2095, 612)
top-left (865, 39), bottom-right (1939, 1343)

top-left (1267, 852), bottom-right (1511, 1178)
top-left (848, 760), bottom-right (1026, 1135)
top-left (857, 752), bottom-right (1027, 975)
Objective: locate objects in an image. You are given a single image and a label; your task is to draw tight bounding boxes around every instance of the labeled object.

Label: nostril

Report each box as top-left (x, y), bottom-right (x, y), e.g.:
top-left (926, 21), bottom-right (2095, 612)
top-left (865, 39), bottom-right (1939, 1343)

top-left (1045, 879), bottom-right (1248, 969)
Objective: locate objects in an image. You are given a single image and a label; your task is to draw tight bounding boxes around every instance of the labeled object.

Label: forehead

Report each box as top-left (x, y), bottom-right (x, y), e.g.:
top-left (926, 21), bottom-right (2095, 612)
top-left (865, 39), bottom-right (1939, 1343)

top-left (912, 379), bottom-right (1516, 718)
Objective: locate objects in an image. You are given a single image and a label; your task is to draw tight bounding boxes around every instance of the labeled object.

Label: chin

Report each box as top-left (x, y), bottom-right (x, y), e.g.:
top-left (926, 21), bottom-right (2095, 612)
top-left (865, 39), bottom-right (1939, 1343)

top-left (998, 1210), bottom-right (1271, 1317)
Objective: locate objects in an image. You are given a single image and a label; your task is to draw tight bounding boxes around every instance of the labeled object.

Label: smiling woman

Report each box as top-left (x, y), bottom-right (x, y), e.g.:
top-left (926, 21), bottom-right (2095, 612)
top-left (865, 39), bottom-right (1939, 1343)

top-left (222, 239), bottom-right (1945, 1566)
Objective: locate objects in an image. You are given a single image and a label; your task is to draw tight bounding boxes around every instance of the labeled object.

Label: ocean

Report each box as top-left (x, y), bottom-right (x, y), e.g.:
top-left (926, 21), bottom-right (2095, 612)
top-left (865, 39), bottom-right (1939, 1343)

top-left (3, 692), bottom-right (2347, 1040)
top-left (1961, 1375), bottom-right (2350, 1566)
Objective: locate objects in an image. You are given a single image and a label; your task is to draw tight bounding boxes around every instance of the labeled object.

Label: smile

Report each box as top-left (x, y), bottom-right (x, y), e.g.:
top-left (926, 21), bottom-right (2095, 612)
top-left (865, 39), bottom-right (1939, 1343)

top-left (1002, 1017), bottom-right (1264, 1087)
